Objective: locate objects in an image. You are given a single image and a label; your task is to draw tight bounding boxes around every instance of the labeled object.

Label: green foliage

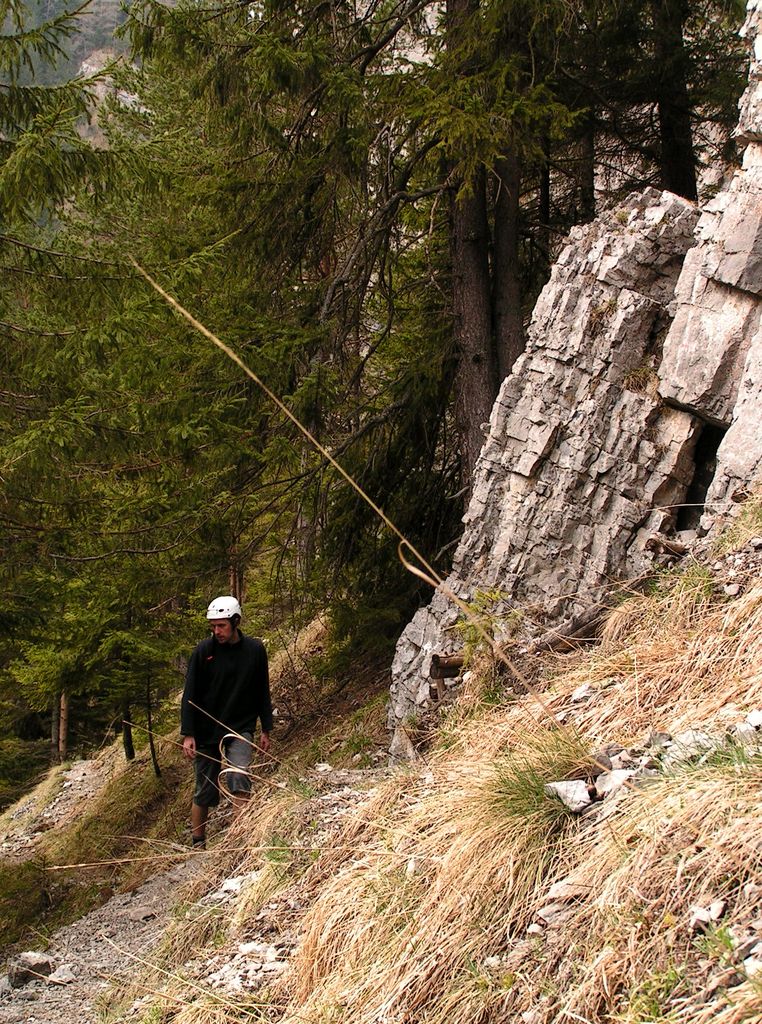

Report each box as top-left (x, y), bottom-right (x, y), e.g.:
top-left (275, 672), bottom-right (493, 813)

top-left (454, 588), bottom-right (520, 661)
top-left (0, 0), bottom-right (122, 221)
top-left (487, 726), bottom-right (592, 833)
top-left (0, 859), bottom-right (51, 949)
top-left (0, 737), bottom-right (50, 808)
top-left (622, 964), bottom-right (686, 1022)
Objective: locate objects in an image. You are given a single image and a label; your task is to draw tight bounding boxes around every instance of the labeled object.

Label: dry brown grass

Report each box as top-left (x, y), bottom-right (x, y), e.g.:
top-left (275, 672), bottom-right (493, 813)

top-left (113, 550), bottom-right (762, 1024)
top-left (549, 577), bottom-right (762, 744)
top-left (262, 570), bottom-right (762, 1024)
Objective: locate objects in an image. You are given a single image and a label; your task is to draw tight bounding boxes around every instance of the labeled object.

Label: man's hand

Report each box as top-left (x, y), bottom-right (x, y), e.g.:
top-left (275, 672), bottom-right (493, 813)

top-left (259, 731), bottom-right (271, 753)
top-left (182, 736), bottom-right (197, 760)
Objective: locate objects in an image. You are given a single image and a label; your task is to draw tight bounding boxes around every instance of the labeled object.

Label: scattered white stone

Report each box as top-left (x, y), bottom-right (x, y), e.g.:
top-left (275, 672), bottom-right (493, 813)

top-left (314, 763), bottom-right (333, 773)
top-left (743, 956), bottom-right (762, 979)
top-left (8, 951), bottom-right (55, 988)
top-left (594, 769), bottom-right (635, 799)
top-left (126, 906), bottom-right (156, 922)
top-left (48, 965), bottom-right (77, 985)
top-left (544, 780), bottom-right (591, 813)
top-left (389, 724), bottom-right (417, 762)
top-left (733, 722), bottom-right (759, 745)
top-left (199, 890), bottom-right (231, 906)
top-left (239, 941), bottom-right (272, 956)
top-left (663, 729), bottom-right (716, 766)
top-left (609, 750), bottom-right (637, 770)
top-left (689, 906), bottom-right (713, 931)
top-left (570, 683), bottom-right (594, 702)
top-left (724, 582), bottom-right (742, 596)
top-left (545, 877), bottom-right (589, 902)
top-left (689, 900), bottom-right (726, 932)
top-left (746, 710), bottom-right (762, 729)
top-left (260, 961), bottom-right (286, 974)
top-left (708, 900), bottom-right (727, 921)
top-left (536, 902), bottom-right (575, 927)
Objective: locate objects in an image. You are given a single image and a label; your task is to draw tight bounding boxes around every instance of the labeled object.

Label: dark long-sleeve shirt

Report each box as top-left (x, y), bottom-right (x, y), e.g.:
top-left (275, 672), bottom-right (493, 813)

top-left (180, 631), bottom-right (272, 746)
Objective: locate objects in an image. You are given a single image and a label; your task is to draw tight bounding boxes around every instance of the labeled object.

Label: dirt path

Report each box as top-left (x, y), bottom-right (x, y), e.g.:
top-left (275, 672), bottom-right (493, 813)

top-left (0, 765), bottom-right (389, 1024)
top-left (0, 752), bottom-right (119, 863)
top-left (0, 852), bottom-right (202, 1024)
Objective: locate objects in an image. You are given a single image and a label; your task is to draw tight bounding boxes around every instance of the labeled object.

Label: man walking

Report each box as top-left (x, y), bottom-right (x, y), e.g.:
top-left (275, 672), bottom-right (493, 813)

top-left (181, 595), bottom-right (272, 850)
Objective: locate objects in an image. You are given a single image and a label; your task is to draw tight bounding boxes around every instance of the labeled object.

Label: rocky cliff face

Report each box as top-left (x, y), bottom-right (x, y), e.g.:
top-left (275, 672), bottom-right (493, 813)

top-left (390, 1), bottom-right (762, 726)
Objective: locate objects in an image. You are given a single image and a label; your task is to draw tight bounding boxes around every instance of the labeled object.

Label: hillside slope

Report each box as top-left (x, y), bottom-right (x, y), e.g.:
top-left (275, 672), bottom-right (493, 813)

top-left (1, 500), bottom-right (760, 1024)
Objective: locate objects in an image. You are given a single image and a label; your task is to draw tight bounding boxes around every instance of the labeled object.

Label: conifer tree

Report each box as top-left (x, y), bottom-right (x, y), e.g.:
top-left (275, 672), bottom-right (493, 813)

top-left (0, 0), bottom-right (750, 761)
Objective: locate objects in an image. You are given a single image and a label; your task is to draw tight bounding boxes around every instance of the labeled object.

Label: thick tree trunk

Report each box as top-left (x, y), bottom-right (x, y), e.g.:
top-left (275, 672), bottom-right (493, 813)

top-left (228, 558), bottom-right (244, 601)
top-left (450, 166), bottom-right (496, 487)
top-left (446, 0), bottom-right (495, 488)
top-left (651, 0), bottom-right (697, 201)
top-left (493, 152), bottom-right (525, 383)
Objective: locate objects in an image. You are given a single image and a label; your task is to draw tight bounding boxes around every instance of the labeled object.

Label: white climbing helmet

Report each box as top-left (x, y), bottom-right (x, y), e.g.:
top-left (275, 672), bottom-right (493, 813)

top-left (206, 595), bottom-right (242, 620)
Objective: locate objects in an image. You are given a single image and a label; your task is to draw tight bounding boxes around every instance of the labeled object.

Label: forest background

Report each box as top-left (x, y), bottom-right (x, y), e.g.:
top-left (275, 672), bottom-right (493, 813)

top-left (0, 0), bottom-right (749, 804)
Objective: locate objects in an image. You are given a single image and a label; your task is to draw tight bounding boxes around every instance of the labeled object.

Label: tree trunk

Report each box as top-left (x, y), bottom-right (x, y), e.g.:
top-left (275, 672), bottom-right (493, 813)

top-left (493, 151), bottom-right (525, 383)
top-left (450, 165), bottom-right (497, 487)
top-left (146, 676), bottom-right (161, 778)
top-left (58, 691), bottom-right (69, 761)
top-left (228, 557), bottom-right (244, 602)
top-left (651, 0), bottom-right (697, 201)
top-left (50, 695), bottom-right (60, 763)
top-left (579, 118), bottom-right (596, 222)
top-left (122, 702), bottom-right (135, 761)
top-left (446, 0), bottom-right (495, 489)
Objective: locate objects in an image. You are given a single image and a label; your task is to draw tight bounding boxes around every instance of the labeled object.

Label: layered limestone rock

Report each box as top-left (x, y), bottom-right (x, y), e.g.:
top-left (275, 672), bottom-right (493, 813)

top-left (389, 2), bottom-right (762, 726)
top-left (391, 189), bottom-right (700, 721)
top-left (659, 0), bottom-right (762, 513)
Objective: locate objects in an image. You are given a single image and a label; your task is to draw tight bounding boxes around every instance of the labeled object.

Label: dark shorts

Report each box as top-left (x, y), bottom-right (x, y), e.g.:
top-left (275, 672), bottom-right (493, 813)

top-left (193, 732), bottom-right (253, 807)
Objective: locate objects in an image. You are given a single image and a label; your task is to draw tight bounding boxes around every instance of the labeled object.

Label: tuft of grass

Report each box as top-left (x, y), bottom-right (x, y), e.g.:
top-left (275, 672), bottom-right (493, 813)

top-left (618, 964), bottom-right (686, 1022)
top-left (553, 580), bottom-right (762, 744)
top-left (712, 489), bottom-right (762, 554)
top-left (602, 562), bottom-right (716, 648)
top-left (487, 726), bottom-right (591, 832)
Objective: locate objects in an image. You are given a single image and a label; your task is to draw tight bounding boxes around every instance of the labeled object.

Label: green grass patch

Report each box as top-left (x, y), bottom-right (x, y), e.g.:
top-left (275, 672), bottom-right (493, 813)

top-left (0, 748), bottom-right (190, 958)
top-left (0, 738), bottom-right (52, 810)
top-left (0, 859), bottom-right (53, 950)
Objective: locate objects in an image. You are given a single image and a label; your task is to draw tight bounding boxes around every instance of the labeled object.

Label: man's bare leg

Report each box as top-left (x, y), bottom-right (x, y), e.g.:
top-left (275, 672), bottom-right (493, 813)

top-left (191, 803), bottom-right (209, 847)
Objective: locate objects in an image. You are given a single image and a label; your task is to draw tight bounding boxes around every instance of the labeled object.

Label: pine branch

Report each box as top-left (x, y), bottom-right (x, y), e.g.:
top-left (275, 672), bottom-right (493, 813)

top-left (0, 1), bottom-right (93, 80)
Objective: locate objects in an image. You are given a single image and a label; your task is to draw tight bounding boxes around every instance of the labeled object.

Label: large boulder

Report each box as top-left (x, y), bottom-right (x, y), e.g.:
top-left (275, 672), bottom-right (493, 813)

top-left (391, 188), bottom-right (700, 722)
